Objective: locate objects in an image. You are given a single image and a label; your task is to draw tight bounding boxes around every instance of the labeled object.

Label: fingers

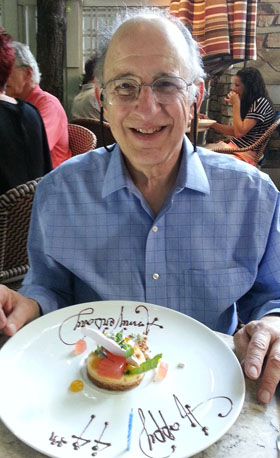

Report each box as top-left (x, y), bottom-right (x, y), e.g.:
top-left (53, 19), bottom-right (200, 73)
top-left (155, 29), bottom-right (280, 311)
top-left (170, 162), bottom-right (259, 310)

top-left (234, 318), bottom-right (280, 404)
top-left (224, 91), bottom-right (239, 105)
top-left (243, 322), bottom-right (271, 380)
top-left (0, 285), bottom-right (15, 332)
top-left (256, 337), bottom-right (280, 404)
top-left (233, 325), bottom-right (250, 365)
top-left (0, 307), bottom-right (7, 329)
top-left (0, 285), bottom-right (40, 336)
top-left (2, 322), bottom-right (17, 337)
top-left (4, 297), bottom-right (39, 335)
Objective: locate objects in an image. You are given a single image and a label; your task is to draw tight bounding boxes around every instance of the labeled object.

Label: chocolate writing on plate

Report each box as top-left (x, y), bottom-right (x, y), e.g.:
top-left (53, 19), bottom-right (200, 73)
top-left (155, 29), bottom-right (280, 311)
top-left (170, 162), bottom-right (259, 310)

top-left (59, 304), bottom-right (164, 345)
top-left (49, 414), bottom-right (111, 456)
top-left (48, 394), bottom-right (233, 457)
top-left (138, 408), bottom-right (179, 458)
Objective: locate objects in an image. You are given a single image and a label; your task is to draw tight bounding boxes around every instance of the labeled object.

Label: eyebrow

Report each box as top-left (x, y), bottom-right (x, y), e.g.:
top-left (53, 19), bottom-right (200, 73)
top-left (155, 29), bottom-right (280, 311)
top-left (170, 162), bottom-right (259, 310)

top-left (105, 72), bottom-right (179, 85)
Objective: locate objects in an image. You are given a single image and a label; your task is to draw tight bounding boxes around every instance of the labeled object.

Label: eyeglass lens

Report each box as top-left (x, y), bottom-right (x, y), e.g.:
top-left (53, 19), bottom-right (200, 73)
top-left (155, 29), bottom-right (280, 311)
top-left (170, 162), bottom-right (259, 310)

top-left (103, 77), bottom-right (190, 105)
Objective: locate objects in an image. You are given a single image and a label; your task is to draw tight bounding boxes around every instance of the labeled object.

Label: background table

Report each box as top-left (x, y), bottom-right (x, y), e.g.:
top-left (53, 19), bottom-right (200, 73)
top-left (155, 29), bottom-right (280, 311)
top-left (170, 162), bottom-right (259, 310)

top-left (0, 332), bottom-right (279, 458)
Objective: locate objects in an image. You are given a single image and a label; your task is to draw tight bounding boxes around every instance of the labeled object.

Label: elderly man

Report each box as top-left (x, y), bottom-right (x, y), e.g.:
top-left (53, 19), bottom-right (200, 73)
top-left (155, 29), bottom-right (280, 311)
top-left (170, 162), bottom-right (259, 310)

top-left (6, 42), bottom-right (71, 168)
top-left (0, 9), bottom-right (279, 405)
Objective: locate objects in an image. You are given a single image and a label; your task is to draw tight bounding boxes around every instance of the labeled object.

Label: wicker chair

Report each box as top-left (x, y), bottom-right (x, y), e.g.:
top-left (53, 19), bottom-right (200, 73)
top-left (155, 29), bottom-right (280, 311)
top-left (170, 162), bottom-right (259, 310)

top-left (71, 117), bottom-right (116, 149)
top-left (212, 113), bottom-right (280, 166)
top-left (0, 178), bottom-right (41, 290)
top-left (68, 123), bottom-right (97, 156)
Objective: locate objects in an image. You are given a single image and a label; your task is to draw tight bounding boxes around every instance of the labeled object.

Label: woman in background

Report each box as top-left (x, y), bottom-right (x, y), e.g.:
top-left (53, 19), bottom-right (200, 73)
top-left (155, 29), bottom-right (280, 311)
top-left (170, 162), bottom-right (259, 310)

top-left (0, 28), bottom-right (52, 194)
top-left (206, 67), bottom-right (275, 166)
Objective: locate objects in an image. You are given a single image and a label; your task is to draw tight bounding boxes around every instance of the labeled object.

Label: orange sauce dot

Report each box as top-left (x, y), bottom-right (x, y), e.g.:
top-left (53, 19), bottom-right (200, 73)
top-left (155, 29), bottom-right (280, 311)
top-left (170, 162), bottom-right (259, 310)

top-left (70, 379), bottom-right (84, 392)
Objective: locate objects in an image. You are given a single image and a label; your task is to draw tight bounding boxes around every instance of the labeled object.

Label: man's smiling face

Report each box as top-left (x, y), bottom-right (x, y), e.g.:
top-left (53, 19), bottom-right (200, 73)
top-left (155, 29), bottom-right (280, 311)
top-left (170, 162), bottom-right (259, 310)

top-left (102, 18), bottom-right (194, 175)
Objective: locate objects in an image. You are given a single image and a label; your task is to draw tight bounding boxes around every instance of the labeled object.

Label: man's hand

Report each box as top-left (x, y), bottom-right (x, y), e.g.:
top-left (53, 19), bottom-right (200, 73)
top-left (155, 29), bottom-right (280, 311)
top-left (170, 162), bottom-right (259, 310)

top-left (234, 316), bottom-right (280, 404)
top-left (0, 285), bottom-right (40, 336)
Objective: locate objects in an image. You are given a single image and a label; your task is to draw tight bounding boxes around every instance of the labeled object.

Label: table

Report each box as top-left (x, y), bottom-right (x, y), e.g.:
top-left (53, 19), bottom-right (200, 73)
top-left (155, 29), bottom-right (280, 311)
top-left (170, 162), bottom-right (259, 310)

top-left (0, 332), bottom-right (279, 458)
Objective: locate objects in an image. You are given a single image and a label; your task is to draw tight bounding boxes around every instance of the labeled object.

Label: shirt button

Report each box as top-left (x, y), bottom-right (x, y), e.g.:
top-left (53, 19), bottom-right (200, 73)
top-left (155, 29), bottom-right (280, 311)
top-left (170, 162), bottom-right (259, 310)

top-left (152, 273), bottom-right (159, 280)
top-left (152, 225), bottom-right (158, 232)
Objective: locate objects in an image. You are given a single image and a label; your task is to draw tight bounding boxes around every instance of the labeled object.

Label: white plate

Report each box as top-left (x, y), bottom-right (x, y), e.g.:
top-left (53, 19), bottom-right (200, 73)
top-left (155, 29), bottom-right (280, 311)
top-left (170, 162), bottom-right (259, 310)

top-left (0, 301), bottom-right (245, 458)
top-left (186, 118), bottom-right (216, 133)
top-left (198, 119), bottom-right (217, 128)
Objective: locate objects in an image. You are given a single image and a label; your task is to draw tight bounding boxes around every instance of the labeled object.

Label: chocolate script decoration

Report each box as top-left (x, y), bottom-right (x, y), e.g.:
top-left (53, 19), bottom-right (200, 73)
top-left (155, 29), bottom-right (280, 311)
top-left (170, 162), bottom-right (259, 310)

top-left (137, 395), bottom-right (233, 458)
top-left (59, 304), bottom-right (164, 345)
top-left (49, 414), bottom-right (111, 456)
top-left (48, 394), bottom-right (233, 457)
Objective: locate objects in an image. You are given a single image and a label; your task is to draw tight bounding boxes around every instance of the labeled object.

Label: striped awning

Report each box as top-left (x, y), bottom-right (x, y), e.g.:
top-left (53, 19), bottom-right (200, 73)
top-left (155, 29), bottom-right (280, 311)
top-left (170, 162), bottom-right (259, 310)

top-left (169, 0), bottom-right (257, 76)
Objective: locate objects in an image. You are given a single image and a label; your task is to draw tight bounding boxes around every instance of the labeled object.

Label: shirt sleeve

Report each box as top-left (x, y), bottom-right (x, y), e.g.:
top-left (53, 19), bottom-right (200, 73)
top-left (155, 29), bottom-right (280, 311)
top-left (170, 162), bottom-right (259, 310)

top-left (245, 97), bottom-right (269, 123)
top-left (35, 97), bottom-right (64, 151)
top-left (237, 189), bottom-right (280, 322)
top-left (19, 177), bottom-right (75, 314)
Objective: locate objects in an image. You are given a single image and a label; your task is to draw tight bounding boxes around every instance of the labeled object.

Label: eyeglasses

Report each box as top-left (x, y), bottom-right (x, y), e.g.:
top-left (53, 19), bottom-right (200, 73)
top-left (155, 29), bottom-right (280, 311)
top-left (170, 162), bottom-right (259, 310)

top-left (101, 76), bottom-right (192, 106)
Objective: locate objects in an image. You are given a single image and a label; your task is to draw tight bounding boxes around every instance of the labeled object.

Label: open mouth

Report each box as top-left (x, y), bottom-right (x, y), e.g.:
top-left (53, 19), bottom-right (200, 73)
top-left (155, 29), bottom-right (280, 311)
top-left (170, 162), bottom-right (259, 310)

top-left (132, 126), bottom-right (164, 135)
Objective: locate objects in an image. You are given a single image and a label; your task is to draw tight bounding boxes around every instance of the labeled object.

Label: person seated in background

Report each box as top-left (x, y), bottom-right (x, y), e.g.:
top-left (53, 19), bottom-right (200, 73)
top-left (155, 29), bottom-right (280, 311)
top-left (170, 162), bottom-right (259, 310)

top-left (0, 28), bottom-right (52, 195)
top-left (204, 67), bottom-right (275, 166)
top-left (0, 9), bottom-right (280, 405)
top-left (6, 41), bottom-right (71, 169)
top-left (71, 55), bottom-right (100, 120)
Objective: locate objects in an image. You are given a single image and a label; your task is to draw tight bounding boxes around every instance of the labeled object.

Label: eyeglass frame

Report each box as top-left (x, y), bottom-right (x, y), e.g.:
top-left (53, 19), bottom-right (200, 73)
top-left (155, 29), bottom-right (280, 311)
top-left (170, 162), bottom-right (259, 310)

top-left (100, 76), bottom-right (193, 106)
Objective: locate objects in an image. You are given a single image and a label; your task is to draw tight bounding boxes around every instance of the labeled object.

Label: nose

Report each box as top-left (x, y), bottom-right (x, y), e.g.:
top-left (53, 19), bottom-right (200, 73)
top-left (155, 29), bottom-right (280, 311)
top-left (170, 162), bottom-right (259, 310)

top-left (134, 85), bottom-right (160, 114)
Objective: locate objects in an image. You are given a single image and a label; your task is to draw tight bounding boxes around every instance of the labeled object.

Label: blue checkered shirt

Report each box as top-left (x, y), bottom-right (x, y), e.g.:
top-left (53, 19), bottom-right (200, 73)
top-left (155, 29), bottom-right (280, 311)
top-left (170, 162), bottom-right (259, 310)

top-left (20, 136), bottom-right (280, 334)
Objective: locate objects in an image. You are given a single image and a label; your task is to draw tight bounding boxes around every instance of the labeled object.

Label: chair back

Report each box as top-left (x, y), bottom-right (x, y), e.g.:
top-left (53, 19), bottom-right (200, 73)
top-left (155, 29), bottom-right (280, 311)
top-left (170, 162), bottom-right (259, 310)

top-left (68, 123), bottom-right (97, 156)
top-left (213, 114), bottom-right (280, 166)
top-left (0, 178), bottom-right (41, 288)
top-left (71, 118), bottom-right (116, 149)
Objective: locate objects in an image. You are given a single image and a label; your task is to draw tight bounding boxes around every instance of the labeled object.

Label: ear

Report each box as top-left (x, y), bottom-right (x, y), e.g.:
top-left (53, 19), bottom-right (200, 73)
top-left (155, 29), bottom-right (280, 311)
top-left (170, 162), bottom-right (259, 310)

top-left (189, 80), bottom-right (204, 119)
top-left (25, 66), bottom-right (34, 82)
top-left (95, 84), bottom-right (108, 120)
top-left (94, 85), bottom-right (101, 108)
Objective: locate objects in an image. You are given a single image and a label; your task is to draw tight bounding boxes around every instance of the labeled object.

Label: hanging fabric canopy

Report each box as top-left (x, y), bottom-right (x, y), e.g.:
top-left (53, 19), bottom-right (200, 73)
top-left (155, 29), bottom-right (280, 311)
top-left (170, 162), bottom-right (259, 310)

top-left (169, 0), bottom-right (257, 77)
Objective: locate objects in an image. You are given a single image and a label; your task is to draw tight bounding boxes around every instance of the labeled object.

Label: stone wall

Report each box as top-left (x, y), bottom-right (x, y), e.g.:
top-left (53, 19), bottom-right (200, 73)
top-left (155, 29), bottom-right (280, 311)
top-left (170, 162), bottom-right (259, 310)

top-left (206, 0), bottom-right (280, 160)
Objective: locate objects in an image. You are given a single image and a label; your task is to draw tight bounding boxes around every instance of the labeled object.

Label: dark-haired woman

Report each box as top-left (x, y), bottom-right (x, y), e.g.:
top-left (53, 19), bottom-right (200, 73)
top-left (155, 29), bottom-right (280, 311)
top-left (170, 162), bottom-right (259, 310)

top-left (0, 28), bottom-right (52, 194)
top-left (206, 67), bottom-right (275, 166)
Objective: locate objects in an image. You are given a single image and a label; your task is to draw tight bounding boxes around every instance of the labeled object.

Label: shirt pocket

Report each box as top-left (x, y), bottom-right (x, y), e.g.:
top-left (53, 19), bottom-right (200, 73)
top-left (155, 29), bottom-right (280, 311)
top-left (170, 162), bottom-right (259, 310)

top-left (183, 267), bottom-right (254, 328)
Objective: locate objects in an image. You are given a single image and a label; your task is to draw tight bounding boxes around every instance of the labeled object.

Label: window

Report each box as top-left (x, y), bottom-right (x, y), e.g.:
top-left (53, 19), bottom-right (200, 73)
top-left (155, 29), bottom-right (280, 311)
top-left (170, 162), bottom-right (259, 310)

top-left (82, 1), bottom-right (169, 65)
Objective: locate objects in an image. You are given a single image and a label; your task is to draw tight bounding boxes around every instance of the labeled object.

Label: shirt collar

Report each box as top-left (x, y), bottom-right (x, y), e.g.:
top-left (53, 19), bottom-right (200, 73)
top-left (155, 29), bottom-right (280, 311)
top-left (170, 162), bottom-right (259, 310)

top-left (102, 146), bottom-right (133, 198)
top-left (81, 83), bottom-right (95, 91)
top-left (102, 136), bottom-right (210, 198)
top-left (25, 84), bottom-right (41, 102)
top-left (177, 136), bottom-right (210, 194)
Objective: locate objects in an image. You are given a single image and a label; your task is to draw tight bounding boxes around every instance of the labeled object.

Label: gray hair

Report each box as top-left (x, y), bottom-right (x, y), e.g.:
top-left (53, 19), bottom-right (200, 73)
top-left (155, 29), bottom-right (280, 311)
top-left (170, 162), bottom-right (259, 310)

top-left (12, 41), bottom-right (41, 84)
top-left (95, 7), bottom-right (205, 96)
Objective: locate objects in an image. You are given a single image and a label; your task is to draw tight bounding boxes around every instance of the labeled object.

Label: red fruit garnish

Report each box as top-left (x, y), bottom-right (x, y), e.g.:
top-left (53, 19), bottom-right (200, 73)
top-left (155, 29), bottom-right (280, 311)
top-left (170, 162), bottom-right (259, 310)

top-left (97, 351), bottom-right (127, 379)
top-left (75, 339), bottom-right (87, 355)
top-left (153, 361), bottom-right (168, 381)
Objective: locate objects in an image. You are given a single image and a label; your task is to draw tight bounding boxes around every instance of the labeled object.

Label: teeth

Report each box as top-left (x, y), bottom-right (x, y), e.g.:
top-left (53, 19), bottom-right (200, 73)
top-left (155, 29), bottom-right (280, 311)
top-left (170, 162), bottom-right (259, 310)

top-left (136, 127), bottom-right (161, 134)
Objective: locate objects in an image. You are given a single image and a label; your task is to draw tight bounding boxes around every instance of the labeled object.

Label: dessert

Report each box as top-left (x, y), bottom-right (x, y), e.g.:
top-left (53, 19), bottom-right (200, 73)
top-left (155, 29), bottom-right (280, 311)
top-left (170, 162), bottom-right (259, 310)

top-left (84, 329), bottom-right (162, 391)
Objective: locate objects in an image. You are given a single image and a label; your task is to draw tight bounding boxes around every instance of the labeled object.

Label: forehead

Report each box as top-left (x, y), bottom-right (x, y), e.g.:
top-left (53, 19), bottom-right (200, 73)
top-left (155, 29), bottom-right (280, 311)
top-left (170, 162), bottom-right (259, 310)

top-left (104, 18), bottom-right (190, 81)
top-left (10, 62), bottom-right (24, 74)
top-left (234, 76), bottom-right (243, 85)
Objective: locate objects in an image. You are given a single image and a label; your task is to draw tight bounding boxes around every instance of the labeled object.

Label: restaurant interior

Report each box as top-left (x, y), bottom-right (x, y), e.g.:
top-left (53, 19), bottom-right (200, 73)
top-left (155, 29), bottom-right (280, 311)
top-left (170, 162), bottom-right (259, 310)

top-left (0, 1), bottom-right (279, 457)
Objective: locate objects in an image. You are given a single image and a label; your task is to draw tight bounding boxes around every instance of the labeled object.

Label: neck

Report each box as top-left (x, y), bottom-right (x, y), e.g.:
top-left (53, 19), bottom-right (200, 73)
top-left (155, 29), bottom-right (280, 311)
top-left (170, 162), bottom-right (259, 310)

top-left (22, 82), bottom-right (36, 99)
top-left (0, 91), bottom-right (17, 104)
top-left (126, 158), bottom-right (181, 216)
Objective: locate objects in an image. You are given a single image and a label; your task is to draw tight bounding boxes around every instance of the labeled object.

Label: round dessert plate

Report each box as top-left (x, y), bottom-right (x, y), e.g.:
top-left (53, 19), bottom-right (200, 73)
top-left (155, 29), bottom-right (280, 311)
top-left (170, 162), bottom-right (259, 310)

top-left (198, 118), bottom-right (217, 128)
top-left (185, 118), bottom-right (216, 133)
top-left (0, 301), bottom-right (245, 458)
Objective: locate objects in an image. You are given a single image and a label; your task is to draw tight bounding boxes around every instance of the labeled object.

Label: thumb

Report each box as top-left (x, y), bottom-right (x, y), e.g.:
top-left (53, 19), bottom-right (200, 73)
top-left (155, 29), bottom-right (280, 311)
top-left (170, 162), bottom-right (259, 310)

top-left (233, 326), bottom-right (250, 368)
top-left (3, 321), bottom-right (17, 336)
top-left (4, 296), bottom-right (40, 336)
top-left (4, 306), bottom-right (26, 335)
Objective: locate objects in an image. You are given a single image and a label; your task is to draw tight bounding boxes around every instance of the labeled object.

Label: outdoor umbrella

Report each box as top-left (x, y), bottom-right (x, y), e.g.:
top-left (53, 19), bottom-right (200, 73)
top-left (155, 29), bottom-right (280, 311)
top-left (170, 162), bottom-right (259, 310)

top-left (169, 0), bottom-right (257, 77)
